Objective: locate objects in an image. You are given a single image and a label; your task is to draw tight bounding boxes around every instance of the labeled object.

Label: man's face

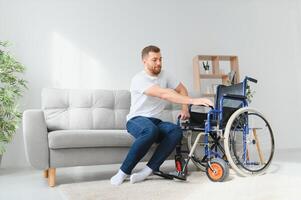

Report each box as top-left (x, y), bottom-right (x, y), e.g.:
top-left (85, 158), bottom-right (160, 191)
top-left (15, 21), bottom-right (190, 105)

top-left (143, 52), bottom-right (162, 75)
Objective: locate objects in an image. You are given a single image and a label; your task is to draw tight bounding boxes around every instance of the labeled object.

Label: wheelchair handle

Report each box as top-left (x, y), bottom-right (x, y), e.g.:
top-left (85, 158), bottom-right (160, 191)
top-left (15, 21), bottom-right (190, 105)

top-left (246, 76), bottom-right (258, 83)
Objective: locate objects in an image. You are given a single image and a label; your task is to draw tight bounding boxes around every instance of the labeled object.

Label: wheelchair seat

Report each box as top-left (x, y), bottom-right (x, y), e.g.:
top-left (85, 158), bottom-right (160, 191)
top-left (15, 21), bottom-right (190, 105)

top-left (185, 106), bottom-right (239, 131)
top-left (183, 82), bottom-right (245, 130)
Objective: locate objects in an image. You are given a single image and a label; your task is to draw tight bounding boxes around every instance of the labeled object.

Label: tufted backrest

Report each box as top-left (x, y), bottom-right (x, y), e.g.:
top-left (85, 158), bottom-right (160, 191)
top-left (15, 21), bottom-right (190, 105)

top-left (42, 88), bottom-right (181, 131)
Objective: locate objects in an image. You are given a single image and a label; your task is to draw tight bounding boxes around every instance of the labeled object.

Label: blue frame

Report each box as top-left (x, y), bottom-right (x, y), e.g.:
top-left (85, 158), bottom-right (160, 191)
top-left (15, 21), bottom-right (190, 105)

top-left (203, 76), bottom-right (256, 161)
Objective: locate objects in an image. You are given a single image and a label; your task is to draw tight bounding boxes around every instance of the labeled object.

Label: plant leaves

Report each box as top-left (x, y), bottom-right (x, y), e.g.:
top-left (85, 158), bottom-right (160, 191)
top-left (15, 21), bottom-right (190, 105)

top-left (0, 40), bottom-right (27, 154)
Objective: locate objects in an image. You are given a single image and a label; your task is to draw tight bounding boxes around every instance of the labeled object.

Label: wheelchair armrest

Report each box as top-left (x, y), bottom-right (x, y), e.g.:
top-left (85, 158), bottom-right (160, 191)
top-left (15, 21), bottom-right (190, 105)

top-left (177, 104), bottom-right (214, 126)
top-left (223, 94), bottom-right (247, 100)
top-left (188, 104), bottom-right (214, 111)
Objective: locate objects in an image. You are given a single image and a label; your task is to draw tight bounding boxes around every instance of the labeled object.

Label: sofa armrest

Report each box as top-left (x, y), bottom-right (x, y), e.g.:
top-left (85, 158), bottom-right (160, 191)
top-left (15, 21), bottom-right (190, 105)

top-left (23, 109), bottom-right (49, 169)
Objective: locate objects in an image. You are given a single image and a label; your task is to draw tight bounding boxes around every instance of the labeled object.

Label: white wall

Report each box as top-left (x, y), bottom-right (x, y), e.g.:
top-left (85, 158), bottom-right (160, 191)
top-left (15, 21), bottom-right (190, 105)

top-left (0, 0), bottom-right (300, 167)
top-left (296, 1), bottom-right (301, 113)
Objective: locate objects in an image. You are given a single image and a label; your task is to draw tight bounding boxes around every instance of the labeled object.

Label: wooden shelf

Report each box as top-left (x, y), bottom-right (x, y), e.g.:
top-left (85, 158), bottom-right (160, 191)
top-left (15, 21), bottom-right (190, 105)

top-left (196, 55), bottom-right (238, 61)
top-left (200, 74), bottom-right (228, 79)
top-left (193, 55), bottom-right (240, 97)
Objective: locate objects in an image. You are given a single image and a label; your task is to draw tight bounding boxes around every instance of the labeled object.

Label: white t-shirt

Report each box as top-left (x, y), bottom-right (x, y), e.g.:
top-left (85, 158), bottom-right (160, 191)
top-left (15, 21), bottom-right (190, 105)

top-left (126, 70), bottom-right (180, 121)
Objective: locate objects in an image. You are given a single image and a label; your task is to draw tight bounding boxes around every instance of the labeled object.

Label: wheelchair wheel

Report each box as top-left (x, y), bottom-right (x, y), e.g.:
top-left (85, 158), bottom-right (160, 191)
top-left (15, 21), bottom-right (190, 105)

top-left (224, 107), bottom-right (275, 176)
top-left (206, 158), bottom-right (229, 182)
top-left (187, 131), bottom-right (207, 171)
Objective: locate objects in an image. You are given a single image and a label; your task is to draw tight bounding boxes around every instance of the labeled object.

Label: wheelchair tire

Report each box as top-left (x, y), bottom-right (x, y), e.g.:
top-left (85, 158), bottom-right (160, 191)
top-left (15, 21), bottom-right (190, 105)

top-left (224, 107), bottom-right (275, 177)
top-left (206, 158), bottom-right (229, 182)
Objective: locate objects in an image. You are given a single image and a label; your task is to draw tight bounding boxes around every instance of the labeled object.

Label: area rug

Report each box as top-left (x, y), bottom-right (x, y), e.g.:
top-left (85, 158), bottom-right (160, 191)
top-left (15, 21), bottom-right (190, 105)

top-left (59, 163), bottom-right (301, 200)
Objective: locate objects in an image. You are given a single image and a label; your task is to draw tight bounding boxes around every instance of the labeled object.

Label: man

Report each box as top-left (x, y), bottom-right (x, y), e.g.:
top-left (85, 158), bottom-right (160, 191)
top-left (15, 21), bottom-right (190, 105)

top-left (110, 45), bottom-right (213, 185)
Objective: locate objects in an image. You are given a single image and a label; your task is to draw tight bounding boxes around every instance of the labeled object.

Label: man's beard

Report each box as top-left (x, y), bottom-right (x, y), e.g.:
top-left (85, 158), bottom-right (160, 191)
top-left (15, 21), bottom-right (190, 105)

top-left (150, 66), bottom-right (161, 75)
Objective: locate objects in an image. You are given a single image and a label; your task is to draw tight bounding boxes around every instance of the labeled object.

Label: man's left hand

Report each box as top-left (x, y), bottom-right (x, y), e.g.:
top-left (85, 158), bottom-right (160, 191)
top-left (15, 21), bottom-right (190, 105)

top-left (178, 109), bottom-right (190, 120)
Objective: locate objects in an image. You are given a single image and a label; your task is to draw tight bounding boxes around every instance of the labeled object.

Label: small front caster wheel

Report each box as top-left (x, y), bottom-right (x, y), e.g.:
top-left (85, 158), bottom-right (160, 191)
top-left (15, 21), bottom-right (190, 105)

top-left (206, 158), bottom-right (229, 182)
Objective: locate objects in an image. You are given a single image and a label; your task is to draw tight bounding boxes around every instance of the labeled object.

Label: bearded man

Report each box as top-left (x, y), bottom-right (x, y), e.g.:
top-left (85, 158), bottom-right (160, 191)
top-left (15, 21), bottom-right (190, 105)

top-left (110, 45), bottom-right (213, 185)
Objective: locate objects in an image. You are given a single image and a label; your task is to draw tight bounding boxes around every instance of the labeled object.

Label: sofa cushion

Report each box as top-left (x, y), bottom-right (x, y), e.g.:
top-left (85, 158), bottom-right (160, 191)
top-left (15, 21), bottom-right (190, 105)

top-left (42, 88), bottom-right (181, 131)
top-left (48, 130), bottom-right (134, 149)
top-left (42, 89), bottom-right (131, 131)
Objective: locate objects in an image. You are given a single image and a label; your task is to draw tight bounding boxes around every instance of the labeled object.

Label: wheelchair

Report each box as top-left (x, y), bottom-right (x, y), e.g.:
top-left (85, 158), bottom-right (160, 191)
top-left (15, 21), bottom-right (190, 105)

top-left (154, 76), bottom-right (275, 182)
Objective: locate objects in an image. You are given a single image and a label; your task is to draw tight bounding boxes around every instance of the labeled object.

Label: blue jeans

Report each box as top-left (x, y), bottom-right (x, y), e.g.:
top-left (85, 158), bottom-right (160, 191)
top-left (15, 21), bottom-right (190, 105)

top-left (120, 116), bottom-right (183, 175)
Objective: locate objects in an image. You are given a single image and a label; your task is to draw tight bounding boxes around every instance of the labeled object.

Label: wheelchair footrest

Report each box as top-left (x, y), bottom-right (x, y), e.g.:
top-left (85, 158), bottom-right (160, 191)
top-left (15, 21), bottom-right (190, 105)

top-left (153, 171), bottom-right (174, 180)
top-left (168, 171), bottom-right (187, 181)
top-left (153, 171), bottom-right (187, 181)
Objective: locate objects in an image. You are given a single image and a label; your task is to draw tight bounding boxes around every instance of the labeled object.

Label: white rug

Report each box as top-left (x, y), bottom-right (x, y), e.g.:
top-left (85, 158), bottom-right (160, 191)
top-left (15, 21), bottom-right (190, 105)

top-left (59, 162), bottom-right (301, 200)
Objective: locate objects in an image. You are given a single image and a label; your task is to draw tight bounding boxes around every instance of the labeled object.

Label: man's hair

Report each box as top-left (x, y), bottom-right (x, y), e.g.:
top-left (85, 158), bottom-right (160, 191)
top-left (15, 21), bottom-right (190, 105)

top-left (141, 45), bottom-right (160, 59)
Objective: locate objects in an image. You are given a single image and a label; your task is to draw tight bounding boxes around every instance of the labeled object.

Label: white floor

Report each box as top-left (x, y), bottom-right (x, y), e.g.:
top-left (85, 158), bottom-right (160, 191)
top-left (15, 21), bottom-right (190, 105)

top-left (0, 149), bottom-right (300, 200)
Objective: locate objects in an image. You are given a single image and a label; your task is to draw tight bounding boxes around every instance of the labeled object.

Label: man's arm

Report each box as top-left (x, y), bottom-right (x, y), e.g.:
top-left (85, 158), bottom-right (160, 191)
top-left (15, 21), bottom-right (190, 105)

top-left (175, 82), bottom-right (189, 109)
top-left (175, 82), bottom-right (190, 119)
top-left (144, 84), bottom-right (213, 107)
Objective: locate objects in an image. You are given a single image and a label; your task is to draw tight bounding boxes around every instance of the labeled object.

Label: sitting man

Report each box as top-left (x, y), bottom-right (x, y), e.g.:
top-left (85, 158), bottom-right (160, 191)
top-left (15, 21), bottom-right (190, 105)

top-left (110, 45), bottom-right (213, 185)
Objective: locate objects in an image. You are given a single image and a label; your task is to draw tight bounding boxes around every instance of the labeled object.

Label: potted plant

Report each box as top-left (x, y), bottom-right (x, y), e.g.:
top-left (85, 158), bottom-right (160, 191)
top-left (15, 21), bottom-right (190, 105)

top-left (0, 41), bottom-right (27, 164)
top-left (246, 84), bottom-right (255, 103)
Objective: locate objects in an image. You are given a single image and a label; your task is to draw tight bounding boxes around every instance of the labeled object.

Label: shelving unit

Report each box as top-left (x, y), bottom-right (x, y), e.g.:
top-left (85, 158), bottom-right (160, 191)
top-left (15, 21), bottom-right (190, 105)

top-left (193, 55), bottom-right (240, 97)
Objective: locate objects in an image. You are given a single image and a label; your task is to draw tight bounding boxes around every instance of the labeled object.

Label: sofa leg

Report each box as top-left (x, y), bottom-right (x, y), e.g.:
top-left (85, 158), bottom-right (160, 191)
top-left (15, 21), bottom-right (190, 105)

top-left (48, 168), bottom-right (56, 187)
top-left (44, 169), bottom-right (49, 178)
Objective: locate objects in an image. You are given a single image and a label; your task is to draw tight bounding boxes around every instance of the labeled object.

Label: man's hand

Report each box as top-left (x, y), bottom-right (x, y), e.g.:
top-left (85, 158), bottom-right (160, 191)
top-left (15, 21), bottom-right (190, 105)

top-left (178, 108), bottom-right (190, 120)
top-left (191, 98), bottom-right (214, 107)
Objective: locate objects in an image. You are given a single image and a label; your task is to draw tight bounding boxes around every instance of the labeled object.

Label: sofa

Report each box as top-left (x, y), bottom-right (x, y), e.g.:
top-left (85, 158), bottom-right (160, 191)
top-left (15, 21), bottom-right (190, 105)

top-left (23, 88), bottom-right (182, 186)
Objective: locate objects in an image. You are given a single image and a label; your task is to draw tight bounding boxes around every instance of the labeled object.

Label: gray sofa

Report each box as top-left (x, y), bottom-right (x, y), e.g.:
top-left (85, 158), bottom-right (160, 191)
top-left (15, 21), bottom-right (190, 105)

top-left (23, 88), bottom-right (181, 186)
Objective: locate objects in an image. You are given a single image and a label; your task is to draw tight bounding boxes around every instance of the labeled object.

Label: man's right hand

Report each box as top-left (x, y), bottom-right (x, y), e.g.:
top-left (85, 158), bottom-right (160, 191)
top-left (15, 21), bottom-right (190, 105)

top-left (191, 98), bottom-right (214, 107)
